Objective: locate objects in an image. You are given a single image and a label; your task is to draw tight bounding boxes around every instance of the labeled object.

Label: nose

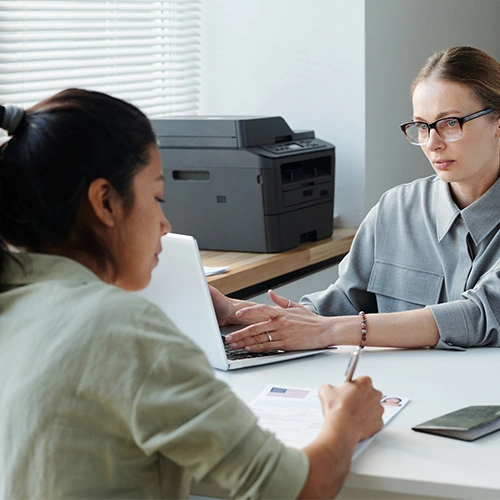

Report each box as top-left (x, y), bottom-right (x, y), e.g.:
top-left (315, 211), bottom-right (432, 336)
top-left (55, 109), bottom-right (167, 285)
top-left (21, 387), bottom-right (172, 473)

top-left (425, 128), bottom-right (445, 151)
top-left (160, 210), bottom-right (171, 236)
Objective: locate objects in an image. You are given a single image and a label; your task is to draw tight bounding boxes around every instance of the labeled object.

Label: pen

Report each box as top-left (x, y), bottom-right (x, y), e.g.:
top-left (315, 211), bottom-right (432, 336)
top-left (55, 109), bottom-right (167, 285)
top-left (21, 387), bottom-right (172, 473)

top-left (344, 345), bottom-right (362, 382)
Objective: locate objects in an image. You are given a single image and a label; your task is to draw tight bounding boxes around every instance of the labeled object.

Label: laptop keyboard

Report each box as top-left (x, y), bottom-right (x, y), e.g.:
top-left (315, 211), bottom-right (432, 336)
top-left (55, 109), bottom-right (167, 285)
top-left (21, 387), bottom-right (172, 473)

top-left (223, 337), bottom-right (282, 360)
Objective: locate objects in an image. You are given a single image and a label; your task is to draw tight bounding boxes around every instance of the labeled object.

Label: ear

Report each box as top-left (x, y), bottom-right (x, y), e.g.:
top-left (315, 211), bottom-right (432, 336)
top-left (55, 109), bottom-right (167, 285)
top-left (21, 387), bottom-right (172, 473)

top-left (493, 111), bottom-right (500, 137)
top-left (87, 178), bottom-right (122, 228)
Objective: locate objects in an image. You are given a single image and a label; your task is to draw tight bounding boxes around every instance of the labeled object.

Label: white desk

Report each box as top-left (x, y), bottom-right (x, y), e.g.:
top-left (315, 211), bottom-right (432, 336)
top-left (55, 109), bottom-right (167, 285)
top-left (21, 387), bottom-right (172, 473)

top-left (208, 346), bottom-right (500, 500)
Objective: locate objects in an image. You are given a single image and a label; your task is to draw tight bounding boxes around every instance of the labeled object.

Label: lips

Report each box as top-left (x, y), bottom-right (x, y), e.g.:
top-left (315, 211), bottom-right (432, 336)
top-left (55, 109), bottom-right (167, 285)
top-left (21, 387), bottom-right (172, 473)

top-left (433, 159), bottom-right (454, 170)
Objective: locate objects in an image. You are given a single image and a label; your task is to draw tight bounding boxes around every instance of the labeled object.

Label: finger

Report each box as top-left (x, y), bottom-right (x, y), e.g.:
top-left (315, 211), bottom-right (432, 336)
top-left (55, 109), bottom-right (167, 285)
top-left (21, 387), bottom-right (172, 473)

top-left (351, 375), bottom-right (376, 393)
top-left (317, 384), bottom-right (338, 416)
top-left (240, 332), bottom-right (274, 348)
top-left (228, 328), bottom-right (278, 353)
top-left (350, 377), bottom-right (384, 409)
top-left (268, 289), bottom-right (295, 308)
top-left (235, 303), bottom-right (277, 320)
top-left (253, 332), bottom-right (273, 346)
top-left (318, 383), bottom-right (336, 402)
top-left (226, 322), bottom-right (270, 346)
top-left (244, 336), bottom-right (278, 353)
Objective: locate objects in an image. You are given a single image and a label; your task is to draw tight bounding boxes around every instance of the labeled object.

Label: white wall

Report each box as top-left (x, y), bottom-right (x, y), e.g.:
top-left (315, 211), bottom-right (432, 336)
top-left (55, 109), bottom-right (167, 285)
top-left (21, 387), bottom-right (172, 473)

top-left (200, 0), bottom-right (500, 228)
top-left (200, 0), bottom-right (366, 226)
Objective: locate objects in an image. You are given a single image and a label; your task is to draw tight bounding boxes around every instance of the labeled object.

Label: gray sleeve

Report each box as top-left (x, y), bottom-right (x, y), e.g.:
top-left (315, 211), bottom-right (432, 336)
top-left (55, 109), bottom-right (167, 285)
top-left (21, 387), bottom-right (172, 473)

top-left (428, 267), bottom-right (500, 349)
top-left (300, 206), bottom-right (379, 316)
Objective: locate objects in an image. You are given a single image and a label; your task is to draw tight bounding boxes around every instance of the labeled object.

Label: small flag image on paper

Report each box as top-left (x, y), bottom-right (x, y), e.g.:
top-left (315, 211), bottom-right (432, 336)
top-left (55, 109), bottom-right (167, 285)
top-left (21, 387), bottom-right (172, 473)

top-left (268, 387), bottom-right (310, 399)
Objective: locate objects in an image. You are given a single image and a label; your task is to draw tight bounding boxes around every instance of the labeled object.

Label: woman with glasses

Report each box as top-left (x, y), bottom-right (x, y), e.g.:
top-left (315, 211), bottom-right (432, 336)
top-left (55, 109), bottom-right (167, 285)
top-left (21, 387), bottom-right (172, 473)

top-left (213, 46), bottom-right (500, 353)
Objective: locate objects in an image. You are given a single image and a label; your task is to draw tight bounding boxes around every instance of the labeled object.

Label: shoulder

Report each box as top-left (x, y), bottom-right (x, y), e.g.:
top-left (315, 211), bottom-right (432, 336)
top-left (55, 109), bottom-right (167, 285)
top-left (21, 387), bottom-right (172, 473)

top-left (12, 253), bottom-right (203, 356)
top-left (360, 175), bottom-right (439, 225)
top-left (379, 174), bottom-right (440, 206)
top-left (358, 175), bottom-right (440, 237)
top-left (71, 279), bottom-right (196, 354)
top-left (72, 280), bottom-right (211, 392)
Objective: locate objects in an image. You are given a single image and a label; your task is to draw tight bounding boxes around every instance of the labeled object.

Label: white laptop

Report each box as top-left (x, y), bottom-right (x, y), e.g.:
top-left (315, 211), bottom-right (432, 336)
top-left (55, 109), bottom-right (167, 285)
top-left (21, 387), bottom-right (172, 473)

top-left (137, 232), bottom-right (329, 370)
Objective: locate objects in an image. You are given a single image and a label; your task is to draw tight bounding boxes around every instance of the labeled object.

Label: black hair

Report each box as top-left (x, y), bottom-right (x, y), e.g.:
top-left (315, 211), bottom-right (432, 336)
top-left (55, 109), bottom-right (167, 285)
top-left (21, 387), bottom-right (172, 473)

top-left (0, 88), bottom-right (156, 277)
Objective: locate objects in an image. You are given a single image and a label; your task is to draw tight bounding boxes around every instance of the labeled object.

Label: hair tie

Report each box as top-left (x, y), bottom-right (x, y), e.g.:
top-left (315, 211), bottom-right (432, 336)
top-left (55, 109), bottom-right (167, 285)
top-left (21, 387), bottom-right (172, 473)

top-left (0, 104), bottom-right (25, 136)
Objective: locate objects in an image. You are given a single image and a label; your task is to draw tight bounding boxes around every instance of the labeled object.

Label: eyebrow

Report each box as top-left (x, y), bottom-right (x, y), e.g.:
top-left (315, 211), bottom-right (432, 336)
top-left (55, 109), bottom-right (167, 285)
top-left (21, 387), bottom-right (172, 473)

top-left (413, 110), bottom-right (463, 122)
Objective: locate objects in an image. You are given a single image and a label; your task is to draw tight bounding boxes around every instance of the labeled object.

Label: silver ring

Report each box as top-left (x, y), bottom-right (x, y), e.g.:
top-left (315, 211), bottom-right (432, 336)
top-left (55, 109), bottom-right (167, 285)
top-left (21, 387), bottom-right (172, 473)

top-left (265, 332), bottom-right (272, 342)
top-left (287, 300), bottom-right (291, 308)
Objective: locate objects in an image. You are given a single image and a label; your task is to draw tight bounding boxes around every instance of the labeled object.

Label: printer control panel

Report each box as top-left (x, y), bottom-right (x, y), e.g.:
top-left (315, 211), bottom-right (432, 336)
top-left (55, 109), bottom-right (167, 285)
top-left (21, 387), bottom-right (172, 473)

top-left (260, 139), bottom-right (326, 155)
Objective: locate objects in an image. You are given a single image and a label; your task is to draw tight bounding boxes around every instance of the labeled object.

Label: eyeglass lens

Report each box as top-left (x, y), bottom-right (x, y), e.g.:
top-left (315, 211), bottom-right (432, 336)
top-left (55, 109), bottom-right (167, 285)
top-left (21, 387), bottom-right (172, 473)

top-left (406, 118), bottom-right (462, 145)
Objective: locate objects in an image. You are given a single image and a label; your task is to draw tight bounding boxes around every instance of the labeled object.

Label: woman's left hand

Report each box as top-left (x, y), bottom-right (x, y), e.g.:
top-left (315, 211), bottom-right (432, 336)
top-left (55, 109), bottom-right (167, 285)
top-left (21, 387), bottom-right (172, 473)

top-left (224, 289), bottom-right (332, 352)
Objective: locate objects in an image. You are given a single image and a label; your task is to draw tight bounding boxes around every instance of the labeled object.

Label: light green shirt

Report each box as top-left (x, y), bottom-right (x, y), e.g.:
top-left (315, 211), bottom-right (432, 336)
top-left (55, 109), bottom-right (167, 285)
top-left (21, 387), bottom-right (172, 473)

top-left (0, 253), bottom-right (308, 499)
top-left (301, 175), bottom-right (500, 349)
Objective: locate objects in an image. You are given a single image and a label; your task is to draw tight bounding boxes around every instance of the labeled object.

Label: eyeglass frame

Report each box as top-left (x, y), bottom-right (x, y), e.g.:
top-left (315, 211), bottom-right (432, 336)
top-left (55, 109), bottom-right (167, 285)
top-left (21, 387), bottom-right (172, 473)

top-left (400, 108), bottom-right (494, 146)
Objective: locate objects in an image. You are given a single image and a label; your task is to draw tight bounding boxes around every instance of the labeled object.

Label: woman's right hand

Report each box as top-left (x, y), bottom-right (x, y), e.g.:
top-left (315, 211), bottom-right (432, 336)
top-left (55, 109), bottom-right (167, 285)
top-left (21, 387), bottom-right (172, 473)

top-left (209, 285), bottom-right (238, 326)
top-left (318, 376), bottom-right (384, 443)
top-left (208, 285), bottom-right (265, 327)
top-left (298, 377), bottom-right (384, 499)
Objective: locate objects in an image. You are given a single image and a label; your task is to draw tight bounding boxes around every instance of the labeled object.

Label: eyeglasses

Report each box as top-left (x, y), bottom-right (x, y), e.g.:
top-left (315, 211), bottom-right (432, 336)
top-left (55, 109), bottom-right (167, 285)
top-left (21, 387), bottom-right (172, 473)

top-left (400, 108), bottom-right (494, 146)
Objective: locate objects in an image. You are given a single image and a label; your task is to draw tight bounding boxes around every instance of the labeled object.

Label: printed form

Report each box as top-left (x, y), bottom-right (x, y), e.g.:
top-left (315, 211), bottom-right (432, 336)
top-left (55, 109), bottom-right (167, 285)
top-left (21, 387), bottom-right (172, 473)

top-left (248, 384), bottom-right (409, 460)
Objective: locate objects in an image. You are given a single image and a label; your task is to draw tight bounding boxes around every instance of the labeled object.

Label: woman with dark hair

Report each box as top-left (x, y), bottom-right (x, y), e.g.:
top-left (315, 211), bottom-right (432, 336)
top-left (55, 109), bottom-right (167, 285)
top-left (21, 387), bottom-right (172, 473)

top-left (212, 46), bottom-right (500, 353)
top-left (0, 89), bottom-right (383, 499)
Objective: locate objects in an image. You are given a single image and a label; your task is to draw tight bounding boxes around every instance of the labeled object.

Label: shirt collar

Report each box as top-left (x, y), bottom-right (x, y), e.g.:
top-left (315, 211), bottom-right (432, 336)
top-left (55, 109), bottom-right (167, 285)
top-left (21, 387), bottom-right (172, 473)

top-left (462, 176), bottom-right (500, 246)
top-left (436, 176), bottom-right (500, 245)
top-left (1, 252), bottom-right (101, 287)
top-left (435, 180), bottom-right (460, 242)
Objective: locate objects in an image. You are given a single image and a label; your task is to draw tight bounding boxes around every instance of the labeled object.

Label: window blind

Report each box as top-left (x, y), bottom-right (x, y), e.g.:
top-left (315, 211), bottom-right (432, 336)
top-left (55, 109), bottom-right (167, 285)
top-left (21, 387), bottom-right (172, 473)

top-left (0, 0), bottom-right (201, 117)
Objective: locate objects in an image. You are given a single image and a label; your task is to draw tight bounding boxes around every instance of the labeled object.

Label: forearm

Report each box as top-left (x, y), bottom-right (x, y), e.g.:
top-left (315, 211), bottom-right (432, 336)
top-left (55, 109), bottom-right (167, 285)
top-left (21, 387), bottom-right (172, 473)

top-left (227, 303), bottom-right (440, 352)
top-left (299, 422), bottom-right (356, 499)
top-left (321, 307), bottom-right (440, 348)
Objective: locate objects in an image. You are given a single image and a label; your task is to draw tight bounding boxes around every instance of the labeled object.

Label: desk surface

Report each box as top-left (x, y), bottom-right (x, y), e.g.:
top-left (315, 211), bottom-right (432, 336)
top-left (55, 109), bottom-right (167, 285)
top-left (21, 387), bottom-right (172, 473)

top-left (201, 227), bottom-right (356, 295)
top-left (214, 347), bottom-right (500, 500)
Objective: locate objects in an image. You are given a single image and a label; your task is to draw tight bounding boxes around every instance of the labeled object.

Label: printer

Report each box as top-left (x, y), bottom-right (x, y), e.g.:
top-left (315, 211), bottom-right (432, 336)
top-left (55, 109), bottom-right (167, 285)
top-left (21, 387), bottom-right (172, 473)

top-left (151, 116), bottom-right (335, 252)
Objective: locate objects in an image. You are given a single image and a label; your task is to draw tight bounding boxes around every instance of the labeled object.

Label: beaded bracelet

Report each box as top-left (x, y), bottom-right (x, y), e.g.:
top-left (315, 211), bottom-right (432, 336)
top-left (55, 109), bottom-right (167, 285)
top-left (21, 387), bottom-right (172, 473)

top-left (359, 311), bottom-right (367, 348)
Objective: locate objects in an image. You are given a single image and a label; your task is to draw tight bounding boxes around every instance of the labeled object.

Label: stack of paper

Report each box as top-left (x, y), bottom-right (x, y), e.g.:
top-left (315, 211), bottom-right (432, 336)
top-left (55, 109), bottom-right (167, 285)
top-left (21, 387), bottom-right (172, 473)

top-left (203, 266), bottom-right (229, 277)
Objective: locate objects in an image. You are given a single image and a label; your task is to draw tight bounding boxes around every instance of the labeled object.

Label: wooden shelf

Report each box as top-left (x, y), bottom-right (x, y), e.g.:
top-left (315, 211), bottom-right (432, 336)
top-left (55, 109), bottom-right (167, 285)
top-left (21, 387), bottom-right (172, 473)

top-left (201, 227), bottom-right (356, 295)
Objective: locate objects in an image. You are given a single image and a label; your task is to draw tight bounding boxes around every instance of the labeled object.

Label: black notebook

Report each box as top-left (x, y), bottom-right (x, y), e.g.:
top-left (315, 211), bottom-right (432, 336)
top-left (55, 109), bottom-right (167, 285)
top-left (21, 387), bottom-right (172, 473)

top-left (412, 406), bottom-right (500, 442)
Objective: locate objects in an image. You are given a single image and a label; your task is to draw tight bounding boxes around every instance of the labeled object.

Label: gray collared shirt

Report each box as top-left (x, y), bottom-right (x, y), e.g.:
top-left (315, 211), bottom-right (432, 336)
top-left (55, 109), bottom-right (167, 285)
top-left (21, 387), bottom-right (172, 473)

top-left (301, 175), bottom-right (500, 349)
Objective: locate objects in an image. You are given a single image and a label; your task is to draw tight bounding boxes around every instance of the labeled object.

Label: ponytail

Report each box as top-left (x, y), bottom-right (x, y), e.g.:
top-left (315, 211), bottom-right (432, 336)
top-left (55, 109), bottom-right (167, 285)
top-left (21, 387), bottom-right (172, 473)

top-left (0, 103), bottom-right (26, 276)
top-left (0, 104), bottom-right (25, 136)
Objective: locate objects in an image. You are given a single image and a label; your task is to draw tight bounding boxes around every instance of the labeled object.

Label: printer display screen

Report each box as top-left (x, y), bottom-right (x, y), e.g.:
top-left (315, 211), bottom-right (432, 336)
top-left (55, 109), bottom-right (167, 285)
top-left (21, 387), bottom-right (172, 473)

top-left (286, 143), bottom-right (302, 150)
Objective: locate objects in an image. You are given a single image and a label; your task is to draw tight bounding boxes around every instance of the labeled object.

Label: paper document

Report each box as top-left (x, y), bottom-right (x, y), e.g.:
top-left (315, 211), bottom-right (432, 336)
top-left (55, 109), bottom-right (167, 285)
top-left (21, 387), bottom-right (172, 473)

top-left (203, 265), bottom-right (229, 277)
top-left (248, 384), bottom-right (409, 460)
